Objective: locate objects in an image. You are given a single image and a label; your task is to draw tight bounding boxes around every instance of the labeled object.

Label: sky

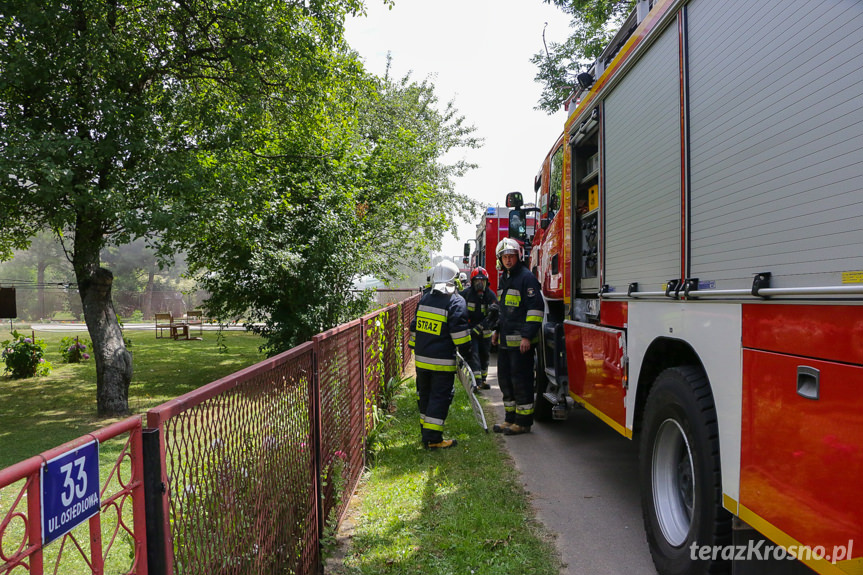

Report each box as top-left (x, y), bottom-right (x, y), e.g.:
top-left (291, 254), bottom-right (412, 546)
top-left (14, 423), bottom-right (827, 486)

top-left (344, 0), bottom-right (571, 260)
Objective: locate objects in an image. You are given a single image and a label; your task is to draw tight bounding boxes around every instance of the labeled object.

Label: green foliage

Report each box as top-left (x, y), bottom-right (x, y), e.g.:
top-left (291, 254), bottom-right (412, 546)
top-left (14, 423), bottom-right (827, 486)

top-left (58, 335), bottom-right (91, 363)
top-left (1, 331), bottom-right (52, 378)
top-left (0, 0), bottom-right (368, 250)
top-left (533, 0), bottom-right (634, 113)
top-left (320, 449), bottom-right (349, 560)
top-left (0, 0), bottom-right (368, 412)
top-left (187, 62), bottom-right (480, 355)
top-left (379, 374), bottom-right (411, 412)
top-left (365, 375), bottom-right (411, 462)
top-left (0, 0), bottom-right (480, 411)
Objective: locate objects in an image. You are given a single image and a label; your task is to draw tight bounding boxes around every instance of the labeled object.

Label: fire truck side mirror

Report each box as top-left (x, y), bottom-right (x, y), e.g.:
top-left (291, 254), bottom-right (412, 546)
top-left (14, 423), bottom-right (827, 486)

top-left (506, 192), bottom-right (523, 209)
top-left (463, 242), bottom-right (471, 257)
top-left (509, 209), bottom-right (527, 241)
top-left (540, 217), bottom-right (550, 230)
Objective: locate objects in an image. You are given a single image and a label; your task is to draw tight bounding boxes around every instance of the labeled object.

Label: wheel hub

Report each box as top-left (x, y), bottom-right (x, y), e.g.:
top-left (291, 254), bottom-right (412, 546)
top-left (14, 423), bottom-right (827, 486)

top-left (652, 418), bottom-right (695, 547)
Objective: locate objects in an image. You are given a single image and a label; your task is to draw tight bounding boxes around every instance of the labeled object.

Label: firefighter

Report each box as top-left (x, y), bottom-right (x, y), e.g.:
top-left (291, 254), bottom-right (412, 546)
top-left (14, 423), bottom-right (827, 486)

top-left (460, 266), bottom-right (499, 390)
top-left (457, 271), bottom-right (468, 291)
top-left (491, 238), bottom-right (543, 435)
top-left (409, 260), bottom-right (472, 449)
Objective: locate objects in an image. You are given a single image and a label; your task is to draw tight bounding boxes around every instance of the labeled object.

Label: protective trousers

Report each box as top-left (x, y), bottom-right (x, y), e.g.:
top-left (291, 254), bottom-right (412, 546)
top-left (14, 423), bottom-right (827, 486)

top-left (496, 345), bottom-right (536, 427)
top-left (469, 335), bottom-right (491, 386)
top-left (415, 368), bottom-right (456, 444)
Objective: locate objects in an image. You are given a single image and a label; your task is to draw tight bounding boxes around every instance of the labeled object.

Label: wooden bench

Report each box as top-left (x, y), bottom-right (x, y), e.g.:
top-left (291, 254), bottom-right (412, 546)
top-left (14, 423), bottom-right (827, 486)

top-left (155, 312), bottom-right (198, 340)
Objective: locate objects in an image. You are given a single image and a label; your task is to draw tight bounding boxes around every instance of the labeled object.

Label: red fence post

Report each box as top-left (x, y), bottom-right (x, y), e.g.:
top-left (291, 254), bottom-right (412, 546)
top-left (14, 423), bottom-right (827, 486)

top-left (311, 335), bottom-right (324, 574)
top-left (27, 467), bottom-right (44, 573)
top-left (360, 312), bottom-right (368, 434)
top-left (88, 513), bottom-right (104, 575)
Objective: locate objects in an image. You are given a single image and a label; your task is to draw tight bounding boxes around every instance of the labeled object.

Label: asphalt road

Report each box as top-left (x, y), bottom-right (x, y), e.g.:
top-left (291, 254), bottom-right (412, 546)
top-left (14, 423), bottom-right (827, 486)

top-left (483, 356), bottom-right (659, 575)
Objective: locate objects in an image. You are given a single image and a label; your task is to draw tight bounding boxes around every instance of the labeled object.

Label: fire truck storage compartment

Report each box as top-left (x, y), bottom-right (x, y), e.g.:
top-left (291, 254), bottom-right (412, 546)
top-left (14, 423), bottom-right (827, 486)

top-left (602, 21), bottom-right (681, 295)
top-left (571, 112), bottom-right (599, 293)
top-left (563, 320), bottom-right (627, 430)
top-left (687, 0), bottom-right (863, 292)
top-left (740, 304), bottom-right (863, 556)
top-left (580, 211), bottom-right (598, 282)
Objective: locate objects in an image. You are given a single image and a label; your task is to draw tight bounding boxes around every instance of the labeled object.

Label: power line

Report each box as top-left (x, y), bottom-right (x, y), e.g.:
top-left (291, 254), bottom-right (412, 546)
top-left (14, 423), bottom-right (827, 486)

top-left (0, 279), bottom-right (74, 289)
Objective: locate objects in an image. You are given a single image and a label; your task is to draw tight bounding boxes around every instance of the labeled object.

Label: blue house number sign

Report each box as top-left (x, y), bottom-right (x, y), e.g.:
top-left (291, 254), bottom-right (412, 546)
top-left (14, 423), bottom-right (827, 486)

top-left (41, 440), bottom-right (101, 544)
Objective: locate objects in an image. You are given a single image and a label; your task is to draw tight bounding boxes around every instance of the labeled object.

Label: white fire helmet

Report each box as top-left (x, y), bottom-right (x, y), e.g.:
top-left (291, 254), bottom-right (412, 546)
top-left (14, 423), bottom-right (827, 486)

top-left (430, 260), bottom-right (460, 295)
top-left (495, 238), bottom-right (522, 262)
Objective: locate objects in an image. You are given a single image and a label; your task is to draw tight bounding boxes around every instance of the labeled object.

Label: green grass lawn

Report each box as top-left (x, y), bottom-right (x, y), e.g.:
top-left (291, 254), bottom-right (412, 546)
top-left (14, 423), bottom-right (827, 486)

top-left (0, 328), bottom-right (265, 469)
top-left (0, 327), bottom-right (266, 573)
top-left (335, 374), bottom-right (564, 575)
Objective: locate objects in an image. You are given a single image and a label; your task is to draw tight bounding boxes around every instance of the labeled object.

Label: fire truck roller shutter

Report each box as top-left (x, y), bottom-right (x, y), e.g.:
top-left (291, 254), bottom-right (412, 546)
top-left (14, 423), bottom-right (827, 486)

top-left (603, 21), bottom-right (682, 295)
top-left (687, 0), bottom-right (863, 292)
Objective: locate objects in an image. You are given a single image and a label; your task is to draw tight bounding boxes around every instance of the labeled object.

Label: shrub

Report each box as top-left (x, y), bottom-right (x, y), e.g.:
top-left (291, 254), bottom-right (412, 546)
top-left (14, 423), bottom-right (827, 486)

top-left (59, 335), bottom-right (92, 363)
top-left (2, 331), bottom-right (53, 378)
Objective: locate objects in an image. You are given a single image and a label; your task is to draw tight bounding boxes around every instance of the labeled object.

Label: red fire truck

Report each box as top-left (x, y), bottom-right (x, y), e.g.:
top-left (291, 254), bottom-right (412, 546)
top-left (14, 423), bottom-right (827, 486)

top-left (464, 206), bottom-right (536, 295)
top-left (506, 1), bottom-right (863, 574)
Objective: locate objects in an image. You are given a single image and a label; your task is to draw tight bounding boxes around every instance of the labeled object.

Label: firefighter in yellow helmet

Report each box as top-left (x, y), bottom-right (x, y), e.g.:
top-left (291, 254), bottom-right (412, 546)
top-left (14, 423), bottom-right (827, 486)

top-left (409, 260), bottom-right (472, 449)
top-left (491, 238), bottom-right (543, 435)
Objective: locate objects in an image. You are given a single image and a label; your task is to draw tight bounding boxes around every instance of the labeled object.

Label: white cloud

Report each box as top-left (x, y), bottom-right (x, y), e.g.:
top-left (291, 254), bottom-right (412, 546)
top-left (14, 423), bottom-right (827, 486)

top-left (345, 0), bottom-right (569, 259)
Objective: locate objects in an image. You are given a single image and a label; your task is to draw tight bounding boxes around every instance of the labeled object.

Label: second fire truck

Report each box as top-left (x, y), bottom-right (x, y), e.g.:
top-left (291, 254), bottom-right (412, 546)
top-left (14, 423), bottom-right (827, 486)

top-left (465, 206), bottom-right (535, 295)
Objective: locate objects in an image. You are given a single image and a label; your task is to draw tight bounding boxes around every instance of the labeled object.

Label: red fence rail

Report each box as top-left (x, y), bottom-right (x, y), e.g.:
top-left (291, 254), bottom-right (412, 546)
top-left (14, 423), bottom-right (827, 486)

top-left (0, 416), bottom-right (147, 574)
top-left (1, 293), bottom-right (420, 575)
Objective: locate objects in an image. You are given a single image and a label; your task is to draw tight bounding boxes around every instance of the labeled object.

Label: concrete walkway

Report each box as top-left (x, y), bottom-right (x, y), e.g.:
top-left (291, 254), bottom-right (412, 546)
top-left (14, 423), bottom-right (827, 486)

top-left (481, 356), bottom-right (658, 575)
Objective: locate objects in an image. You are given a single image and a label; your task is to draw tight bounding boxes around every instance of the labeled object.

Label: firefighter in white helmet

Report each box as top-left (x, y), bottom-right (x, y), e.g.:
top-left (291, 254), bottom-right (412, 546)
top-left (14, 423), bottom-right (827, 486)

top-left (457, 272), bottom-right (468, 291)
top-left (408, 260), bottom-right (472, 449)
top-left (491, 238), bottom-right (543, 435)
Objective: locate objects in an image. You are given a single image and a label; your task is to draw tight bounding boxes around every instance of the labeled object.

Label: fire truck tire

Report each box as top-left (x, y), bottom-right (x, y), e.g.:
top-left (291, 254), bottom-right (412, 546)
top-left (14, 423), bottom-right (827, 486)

top-left (639, 366), bottom-right (731, 575)
top-left (533, 352), bottom-right (554, 422)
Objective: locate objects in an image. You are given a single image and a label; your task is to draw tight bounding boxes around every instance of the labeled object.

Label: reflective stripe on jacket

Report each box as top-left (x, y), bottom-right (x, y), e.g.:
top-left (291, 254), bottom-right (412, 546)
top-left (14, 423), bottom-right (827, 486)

top-left (497, 263), bottom-right (543, 344)
top-left (460, 286), bottom-right (499, 335)
top-left (409, 290), bottom-right (470, 372)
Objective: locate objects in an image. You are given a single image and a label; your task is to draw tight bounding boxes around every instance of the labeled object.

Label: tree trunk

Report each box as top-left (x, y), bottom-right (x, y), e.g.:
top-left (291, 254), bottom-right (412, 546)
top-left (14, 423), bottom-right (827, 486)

top-left (142, 263), bottom-right (155, 320)
top-left (74, 230), bottom-right (133, 416)
top-left (37, 262), bottom-right (46, 320)
top-left (79, 267), bottom-right (133, 416)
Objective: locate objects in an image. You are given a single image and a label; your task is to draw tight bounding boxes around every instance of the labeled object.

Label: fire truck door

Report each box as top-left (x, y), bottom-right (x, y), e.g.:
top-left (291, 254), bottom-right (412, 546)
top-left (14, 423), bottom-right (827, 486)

top-left (563, 320), bottom-right (628, 435)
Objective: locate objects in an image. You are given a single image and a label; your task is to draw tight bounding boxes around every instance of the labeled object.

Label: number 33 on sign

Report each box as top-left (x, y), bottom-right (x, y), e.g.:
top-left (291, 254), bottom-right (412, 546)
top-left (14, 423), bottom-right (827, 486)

top-left (41, 439), bottom-right (101, 544)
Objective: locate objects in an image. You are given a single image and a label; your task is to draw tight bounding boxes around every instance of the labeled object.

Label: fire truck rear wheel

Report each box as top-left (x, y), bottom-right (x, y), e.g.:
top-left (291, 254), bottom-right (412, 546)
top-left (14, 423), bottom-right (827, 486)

top-left (639, 366), bottom-right (731, 575)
